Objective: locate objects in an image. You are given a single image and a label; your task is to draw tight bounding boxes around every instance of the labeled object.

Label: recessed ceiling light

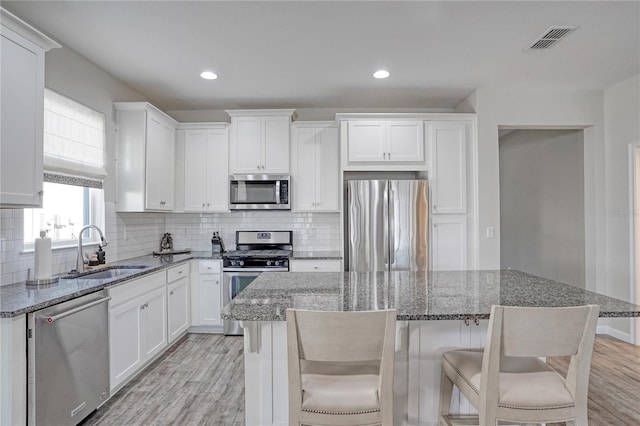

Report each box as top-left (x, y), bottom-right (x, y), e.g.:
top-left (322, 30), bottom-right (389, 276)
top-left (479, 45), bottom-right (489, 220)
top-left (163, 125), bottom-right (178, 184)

top-left (200, 71), bottom-right (218, 80)
top-left (373, 70), bottom-right (390, 79)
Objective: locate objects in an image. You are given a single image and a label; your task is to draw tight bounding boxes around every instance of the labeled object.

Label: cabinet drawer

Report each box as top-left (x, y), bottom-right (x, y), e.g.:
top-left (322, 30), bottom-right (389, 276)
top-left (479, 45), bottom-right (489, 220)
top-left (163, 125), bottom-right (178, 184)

top-left (198, 260), bottom-right (221, 274)
top-left (290, 260), bottom-right (342, 272)
top-left (167, 263), bottom-right (189, 283)
top-left (108, 271), bottom-right (165, 307)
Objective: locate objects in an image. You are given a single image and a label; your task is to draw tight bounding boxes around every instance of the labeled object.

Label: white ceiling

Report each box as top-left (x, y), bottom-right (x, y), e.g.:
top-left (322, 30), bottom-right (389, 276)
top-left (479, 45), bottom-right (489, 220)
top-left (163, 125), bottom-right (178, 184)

top-left (4, 1), bottom-right (639, 112)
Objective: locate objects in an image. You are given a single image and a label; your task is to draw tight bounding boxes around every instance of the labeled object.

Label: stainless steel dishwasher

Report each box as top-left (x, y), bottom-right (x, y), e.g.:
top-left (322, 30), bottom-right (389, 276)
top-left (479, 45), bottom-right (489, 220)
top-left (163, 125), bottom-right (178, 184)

top-left (28, 290), bottom-right (110, 425)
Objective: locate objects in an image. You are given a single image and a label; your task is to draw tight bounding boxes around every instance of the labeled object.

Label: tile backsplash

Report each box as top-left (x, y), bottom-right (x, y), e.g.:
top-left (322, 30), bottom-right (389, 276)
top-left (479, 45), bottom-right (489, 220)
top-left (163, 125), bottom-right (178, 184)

top-left (0, 205), bottom-right (340, 286)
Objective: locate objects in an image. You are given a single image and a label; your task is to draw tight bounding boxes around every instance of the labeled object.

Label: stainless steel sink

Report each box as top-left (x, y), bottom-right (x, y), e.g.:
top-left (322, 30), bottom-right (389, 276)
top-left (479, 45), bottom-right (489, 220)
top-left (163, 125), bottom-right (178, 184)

top-left (64, 265), bottom-right (147, 280)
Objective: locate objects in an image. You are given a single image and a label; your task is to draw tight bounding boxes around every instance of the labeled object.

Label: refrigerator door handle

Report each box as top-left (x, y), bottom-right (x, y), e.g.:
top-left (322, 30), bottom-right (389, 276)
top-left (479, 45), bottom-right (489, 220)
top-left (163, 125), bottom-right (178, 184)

top-left (389, 185), bottom-right (395, 266)
top-left (383, 181), bottom-right (390, 267)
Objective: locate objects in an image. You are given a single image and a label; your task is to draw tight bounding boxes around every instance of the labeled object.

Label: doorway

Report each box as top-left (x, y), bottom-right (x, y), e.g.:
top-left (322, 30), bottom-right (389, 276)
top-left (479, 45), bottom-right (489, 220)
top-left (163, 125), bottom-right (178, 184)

top-left (499, 129), bottom-right (586, 288)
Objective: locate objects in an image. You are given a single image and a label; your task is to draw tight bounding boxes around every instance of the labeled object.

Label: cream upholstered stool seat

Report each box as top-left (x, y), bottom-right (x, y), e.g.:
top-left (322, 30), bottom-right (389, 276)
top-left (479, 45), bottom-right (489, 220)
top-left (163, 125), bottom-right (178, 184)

top-left (287, 309), bottom-right (396, 425)
top-left (439, 305), bottom-right (599, 426)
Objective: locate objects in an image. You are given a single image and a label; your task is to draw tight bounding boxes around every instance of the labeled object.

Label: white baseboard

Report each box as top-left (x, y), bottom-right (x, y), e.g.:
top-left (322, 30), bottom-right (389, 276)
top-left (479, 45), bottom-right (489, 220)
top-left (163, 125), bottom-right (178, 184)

top-left (188, 325), bottom-right (223, 334)
top-left (597, 325), bottom-right (632, 343)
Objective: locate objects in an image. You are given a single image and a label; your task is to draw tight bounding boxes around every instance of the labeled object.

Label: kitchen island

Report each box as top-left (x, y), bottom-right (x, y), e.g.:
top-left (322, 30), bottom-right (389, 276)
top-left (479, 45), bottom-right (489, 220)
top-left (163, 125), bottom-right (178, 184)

top-left (221, 270), bottom-right (640, 426)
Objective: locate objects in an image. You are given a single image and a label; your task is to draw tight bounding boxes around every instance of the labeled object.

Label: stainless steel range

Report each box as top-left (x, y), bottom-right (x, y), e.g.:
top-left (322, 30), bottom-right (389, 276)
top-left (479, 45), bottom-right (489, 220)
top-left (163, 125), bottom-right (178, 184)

top-left (222, 230), bottom-right (292, 335)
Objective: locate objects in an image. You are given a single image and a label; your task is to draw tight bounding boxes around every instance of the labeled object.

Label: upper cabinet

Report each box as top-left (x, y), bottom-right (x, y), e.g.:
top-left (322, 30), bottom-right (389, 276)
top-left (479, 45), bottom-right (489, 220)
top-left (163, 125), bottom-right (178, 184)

top-left (429, 121), bottom-right (467, 214)
top-left (115, 102), bottom-right (178, 212)
top-left (176, 123), bottom-right (229, 213)
top-left (0, 8), bottom-right (59, 207)
top-left (227, 109), bottom-right (296, 174)
top-left (291, 122), bottom-right (339, 212)
top-left (339, 118), bottom-right (425, 171)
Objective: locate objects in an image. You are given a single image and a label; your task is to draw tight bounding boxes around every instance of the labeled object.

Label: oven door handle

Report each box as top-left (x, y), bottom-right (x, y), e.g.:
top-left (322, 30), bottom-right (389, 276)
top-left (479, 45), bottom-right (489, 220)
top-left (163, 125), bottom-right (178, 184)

top-left (223, 267), bottom-right (288, 272)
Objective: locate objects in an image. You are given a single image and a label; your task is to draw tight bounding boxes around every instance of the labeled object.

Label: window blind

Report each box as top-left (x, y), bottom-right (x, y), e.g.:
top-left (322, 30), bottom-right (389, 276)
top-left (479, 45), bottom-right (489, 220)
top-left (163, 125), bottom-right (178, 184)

top-left (43, 88), bottom-right (107, 180)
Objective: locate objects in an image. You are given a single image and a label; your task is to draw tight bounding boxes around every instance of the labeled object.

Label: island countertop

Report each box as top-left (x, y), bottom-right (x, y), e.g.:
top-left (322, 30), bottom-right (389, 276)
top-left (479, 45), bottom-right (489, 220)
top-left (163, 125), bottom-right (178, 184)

top-left (221, 270), bottom-right (640, 321)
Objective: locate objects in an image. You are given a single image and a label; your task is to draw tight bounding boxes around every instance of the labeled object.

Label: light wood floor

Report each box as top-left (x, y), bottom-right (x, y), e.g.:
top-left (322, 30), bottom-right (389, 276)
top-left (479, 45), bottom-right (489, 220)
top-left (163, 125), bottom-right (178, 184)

top-left (83, 333), bottom-right (639, 425)
top-left (547, 334), bottom-right (640, 426)
top-left (83, 333), bottom-right (245, 426)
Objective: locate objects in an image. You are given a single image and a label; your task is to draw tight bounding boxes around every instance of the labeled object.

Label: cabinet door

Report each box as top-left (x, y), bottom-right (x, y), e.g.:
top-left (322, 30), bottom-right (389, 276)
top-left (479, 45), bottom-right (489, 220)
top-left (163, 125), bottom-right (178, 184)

top-left (141, 287), bottom-right (167, 362)
top-left (387, 121), bottom-right (424, 163)
top-left (168, 277), bottom-right (190, 343)
top-left (430, 122), bottom-right (467, 214)
top-left (207, 128), bottom-right (229, 212)
top-left (183, 130), bottom-right (208, 212)
top-left (347, 121), bottom-right (386, 162)
top-left (145, 112), bottom-right (175, 210)
top-left (198, 273), bottom-right (223, 326)
top-left (316, 126), bottom-right (340, 211)
top-left (231, 117), bottom-right (262, 173)
top-left (431, 216), bottom-right (467, 271)
top-left (291, 127), bottom-right (317, 211)
top-left (0, 29), bottom-right (44, 207)
top-left (262, 116), bottom-right (290, 173)
top-left (109, 296), bottom-right (143, 390)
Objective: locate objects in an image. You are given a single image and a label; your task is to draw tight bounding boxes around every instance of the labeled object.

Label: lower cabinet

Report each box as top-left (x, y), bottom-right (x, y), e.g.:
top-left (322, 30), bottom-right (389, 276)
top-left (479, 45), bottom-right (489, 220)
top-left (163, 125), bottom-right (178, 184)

top-left (167, 264), bottom-right (191, 343)
top-left (190, 260), bottom-right (223, 332)
top-left (108, 274), bottom-right (167, 391)
top-left (289, 259), bottom-right (342, 272)
top-left (108, 264), bottom-right (192, 392)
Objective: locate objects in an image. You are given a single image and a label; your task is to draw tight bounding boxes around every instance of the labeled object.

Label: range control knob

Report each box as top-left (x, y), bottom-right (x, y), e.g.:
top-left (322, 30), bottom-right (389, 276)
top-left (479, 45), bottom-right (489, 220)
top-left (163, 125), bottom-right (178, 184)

top-left (274, 260), bottom-right (280, 266)
top-left (266, 260), bottom-right (272, 266)
top-left (239, 260), bottom-right (245, 266)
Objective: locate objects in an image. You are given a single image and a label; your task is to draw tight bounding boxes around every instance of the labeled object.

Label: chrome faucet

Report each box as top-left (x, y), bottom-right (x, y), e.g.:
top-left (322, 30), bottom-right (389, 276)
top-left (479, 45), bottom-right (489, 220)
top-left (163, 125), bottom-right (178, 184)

top-left (76, 225), bottom-right (108, 272)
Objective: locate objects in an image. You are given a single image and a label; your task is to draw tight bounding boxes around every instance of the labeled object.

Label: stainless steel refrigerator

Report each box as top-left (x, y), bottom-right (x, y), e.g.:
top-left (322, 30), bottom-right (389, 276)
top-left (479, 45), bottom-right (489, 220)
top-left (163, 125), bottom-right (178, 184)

top-left (345, 180), bottom-right (429, 272)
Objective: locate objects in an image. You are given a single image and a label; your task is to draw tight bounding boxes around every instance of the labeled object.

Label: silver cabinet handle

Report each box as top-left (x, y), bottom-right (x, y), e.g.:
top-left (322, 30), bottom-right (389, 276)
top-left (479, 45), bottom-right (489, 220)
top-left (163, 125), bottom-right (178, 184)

top-left (178, 270), bottom-right (183, 274)
top-left (388, 152), bottom-right (391, 160)
top-left (45, 296), bottom-right (111, 323)
top-left (169, 290), bottom-right (174, 296)
top-left (140, 304), bottom-right (145, 310)
top-left (383, 153), bottom-right (386, 160)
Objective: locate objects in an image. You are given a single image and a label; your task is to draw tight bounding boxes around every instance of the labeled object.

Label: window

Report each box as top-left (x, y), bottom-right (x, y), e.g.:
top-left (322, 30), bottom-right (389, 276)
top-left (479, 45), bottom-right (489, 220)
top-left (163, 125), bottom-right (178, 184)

top-left (23, 89), bottom-right (106, 249)
top-left (24, 182), bottom-right (104, 249)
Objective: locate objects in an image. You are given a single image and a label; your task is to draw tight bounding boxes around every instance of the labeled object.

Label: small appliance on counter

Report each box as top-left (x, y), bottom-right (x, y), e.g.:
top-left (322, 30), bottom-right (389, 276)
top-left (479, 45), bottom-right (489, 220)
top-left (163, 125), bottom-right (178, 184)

top-left (152, 232), bottom-right (191, 256)
top-left (211, 231), bottom-right (225, 254)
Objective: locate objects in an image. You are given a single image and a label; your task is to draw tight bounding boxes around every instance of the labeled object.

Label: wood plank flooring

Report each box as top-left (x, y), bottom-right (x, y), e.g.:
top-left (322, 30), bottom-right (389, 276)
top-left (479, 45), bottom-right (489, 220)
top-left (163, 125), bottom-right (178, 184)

top-left (83, 334), bottom-right (245, 426)
top-left (83, 333), bottom-right (640, 425)
top-left (547, 334), bottom-right (640, 426)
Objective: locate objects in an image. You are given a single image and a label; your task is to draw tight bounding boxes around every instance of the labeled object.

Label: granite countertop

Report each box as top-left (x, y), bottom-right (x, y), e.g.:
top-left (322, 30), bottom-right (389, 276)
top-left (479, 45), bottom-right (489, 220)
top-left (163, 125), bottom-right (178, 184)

top-left (0, 251), bottom-right (222, 318)
top-left (221, 270), bottom-right (640, 321)
top-left (291, 251), bottom-right (342, 260)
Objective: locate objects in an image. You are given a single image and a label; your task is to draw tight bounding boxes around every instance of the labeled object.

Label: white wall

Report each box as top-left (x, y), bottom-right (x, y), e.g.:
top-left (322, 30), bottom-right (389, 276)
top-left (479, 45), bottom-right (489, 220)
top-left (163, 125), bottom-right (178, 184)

top-left (603, 74), bottom-right (640, 340)
top-left (459, 89), bottom-right (605, 296)
top-left (500, 129), bottom-right (585, 288)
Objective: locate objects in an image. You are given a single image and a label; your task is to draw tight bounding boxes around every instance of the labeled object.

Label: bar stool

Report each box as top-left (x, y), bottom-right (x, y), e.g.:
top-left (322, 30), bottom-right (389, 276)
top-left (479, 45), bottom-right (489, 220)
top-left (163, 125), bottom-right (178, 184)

top-left (286, 309), bottom-right (396, 426)
top-left (439, 304), bottom-right (599, 426)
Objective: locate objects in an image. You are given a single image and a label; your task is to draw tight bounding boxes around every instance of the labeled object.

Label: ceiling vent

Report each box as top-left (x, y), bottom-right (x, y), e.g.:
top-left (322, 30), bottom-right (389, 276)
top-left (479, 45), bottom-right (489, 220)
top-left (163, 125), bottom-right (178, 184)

top-left (526, 26), bottom-right (578, 50)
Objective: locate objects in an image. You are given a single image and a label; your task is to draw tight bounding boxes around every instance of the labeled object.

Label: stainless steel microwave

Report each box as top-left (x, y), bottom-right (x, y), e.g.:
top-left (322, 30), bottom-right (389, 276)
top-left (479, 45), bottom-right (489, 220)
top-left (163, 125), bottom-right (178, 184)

top-left (229, 174), bottom-right (290, 210)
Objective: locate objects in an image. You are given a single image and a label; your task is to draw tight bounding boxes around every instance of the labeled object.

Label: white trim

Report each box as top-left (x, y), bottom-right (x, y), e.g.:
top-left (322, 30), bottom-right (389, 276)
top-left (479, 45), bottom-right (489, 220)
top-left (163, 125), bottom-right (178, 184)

top-left (628, 143), bottom-right (640, 345)
top-left (335, 112), bottom-right (476, 121)
top-left (0, 7), bottom-right (60, 51)
top-left (176, 122), bottom-right (229, 130)
top-left (597, 325), bottom-right (633, 344)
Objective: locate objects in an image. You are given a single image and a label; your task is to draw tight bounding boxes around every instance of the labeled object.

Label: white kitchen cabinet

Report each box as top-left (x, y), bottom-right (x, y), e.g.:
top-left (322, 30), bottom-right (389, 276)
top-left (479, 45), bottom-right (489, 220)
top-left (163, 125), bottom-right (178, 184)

top-left (408, 319), bottom-right (487, 422)
top-left (167, 263), bottom-right (191, 343)
top-left (289, 259), bottom-right (342, 272)
top-left (114, 102), bottom-right (178, 212)
top-left (429, 121), bottom-right (467, 214)
top-left (341, 120), bottom-right (425, 170)
top-left (178, 124), bottom-right (229, 212)
top-left (227, 110), bottom-right (295, 174)
top-left (431, 216), bottom-right (468, 271)
top-left (291, 122), bottom-right (339, 212)
top-left (108, 271), bottom-right (168, 391)
top-left (190, 260), bottom-right (223, 332)
top-left (0, 9), bottom-right (59, 207)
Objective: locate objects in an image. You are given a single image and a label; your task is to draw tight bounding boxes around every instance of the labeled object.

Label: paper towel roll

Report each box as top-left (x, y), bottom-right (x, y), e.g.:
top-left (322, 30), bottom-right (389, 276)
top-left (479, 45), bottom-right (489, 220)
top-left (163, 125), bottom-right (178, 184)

top-left (34, 236), bottom-right (52, 280)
